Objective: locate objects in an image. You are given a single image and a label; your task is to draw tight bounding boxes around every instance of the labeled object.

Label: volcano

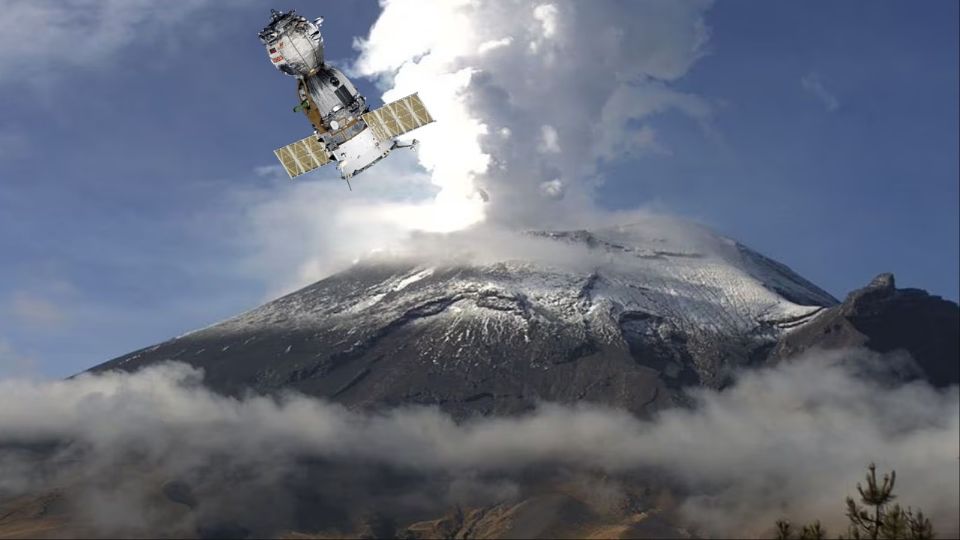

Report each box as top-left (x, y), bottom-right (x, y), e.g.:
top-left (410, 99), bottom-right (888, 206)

top-left (91, 219), bottom-right (958, 416)
top-left (2, 219), bottom-right (955, 540)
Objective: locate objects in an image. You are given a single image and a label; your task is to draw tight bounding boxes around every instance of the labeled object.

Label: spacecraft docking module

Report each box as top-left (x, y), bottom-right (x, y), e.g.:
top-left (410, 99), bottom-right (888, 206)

top-left (259, 9), bottom-right (434, 184)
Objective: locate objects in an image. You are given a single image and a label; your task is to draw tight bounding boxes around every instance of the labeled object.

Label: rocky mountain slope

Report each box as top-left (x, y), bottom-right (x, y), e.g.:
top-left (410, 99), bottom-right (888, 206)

top-left (92, 220), bottom-right (854, 417)
top-left (771, 272), bottom-right (958, 385)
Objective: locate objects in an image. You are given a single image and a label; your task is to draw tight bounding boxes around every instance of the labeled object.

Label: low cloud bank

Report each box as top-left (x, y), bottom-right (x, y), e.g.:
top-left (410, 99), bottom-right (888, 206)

top-left (0, 349), bottom-right (957, 537)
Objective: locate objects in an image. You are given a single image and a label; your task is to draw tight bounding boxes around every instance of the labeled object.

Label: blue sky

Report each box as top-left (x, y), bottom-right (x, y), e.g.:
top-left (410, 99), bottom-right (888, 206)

top-left (0, 1), bottom-right (956, 378)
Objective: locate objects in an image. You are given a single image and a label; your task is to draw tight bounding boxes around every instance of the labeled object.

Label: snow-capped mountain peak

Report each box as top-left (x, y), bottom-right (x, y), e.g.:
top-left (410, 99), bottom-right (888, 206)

top-left (95, 219), bottom-right (845, 417)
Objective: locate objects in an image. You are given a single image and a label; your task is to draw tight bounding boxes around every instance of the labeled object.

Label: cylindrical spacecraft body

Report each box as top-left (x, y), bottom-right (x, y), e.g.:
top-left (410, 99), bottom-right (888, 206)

top-left (259, 10), bottom-right (324, 77)
top-left (302, 66), bottom-right (361, 118)
top-left (301, 66), bottom-right (368, 150)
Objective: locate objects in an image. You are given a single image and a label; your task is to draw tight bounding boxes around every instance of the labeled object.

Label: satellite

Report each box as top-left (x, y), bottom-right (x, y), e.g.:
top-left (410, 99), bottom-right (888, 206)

top-left (259, 9), bottom-right (434, 186)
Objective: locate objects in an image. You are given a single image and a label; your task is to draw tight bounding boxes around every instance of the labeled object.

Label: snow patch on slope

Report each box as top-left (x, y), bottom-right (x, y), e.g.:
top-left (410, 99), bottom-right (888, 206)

top-left (183, 220), bottom-right (833, 346)
top-left (394, 268), bottom-right (435, 291)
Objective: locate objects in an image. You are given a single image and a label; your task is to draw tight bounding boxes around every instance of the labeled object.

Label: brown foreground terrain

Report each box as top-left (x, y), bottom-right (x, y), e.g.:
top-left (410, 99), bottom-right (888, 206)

top-left (0, 480), bottom-right (692, 539)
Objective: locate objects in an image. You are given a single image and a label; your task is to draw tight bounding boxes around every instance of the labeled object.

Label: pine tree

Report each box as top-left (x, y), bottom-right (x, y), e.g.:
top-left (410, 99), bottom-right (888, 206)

top-left (801, 521), bottom-right (827, 540)
top-left (773, 463), bottom-right (936, 540)
top-left (845, 463), bottom-right (897, 539)
top-left (775, 519), bottom-right (826, 540)
top-left (776, 519), bottom-right (793, 540)
top-left (880, 505), bottom-right (935, 540)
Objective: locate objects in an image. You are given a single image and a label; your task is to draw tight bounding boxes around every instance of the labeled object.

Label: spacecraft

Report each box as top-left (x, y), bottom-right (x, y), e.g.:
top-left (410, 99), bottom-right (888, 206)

top-left (259, 9), bottom-right (434, 185)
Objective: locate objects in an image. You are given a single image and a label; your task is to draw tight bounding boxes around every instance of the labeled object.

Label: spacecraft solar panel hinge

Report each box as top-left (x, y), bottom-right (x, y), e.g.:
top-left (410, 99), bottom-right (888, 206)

top-left (273, 135), bottom-right (332, 178)
top-left (362, 93), bottom-right (434, 142)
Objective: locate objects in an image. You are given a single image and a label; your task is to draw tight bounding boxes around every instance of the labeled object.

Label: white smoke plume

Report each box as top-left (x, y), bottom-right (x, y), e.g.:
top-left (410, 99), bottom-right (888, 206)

top-left (351, 0), bottom-right (713, 229)
top-left (1, 349), bottom-right (957, 537)
top-left (238, 1), bottom-right (716, 294)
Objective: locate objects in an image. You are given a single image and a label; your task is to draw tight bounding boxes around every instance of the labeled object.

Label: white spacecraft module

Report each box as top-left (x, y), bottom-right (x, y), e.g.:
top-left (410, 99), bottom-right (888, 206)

top-left (259, 9), bottom-right (434, 185)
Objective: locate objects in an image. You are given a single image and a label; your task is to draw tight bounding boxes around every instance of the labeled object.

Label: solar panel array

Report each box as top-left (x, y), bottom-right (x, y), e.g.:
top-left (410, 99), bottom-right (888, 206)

top-left (273, 135), bottom-right (332, 178)
top-left (362, 93), bottom-right (434, 142)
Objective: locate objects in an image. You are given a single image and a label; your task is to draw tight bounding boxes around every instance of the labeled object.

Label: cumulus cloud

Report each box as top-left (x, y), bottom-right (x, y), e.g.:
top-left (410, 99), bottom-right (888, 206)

top-left (0, 349), bottom-right (956, 537)
top-left (801, 72), bottom-right (840, 112)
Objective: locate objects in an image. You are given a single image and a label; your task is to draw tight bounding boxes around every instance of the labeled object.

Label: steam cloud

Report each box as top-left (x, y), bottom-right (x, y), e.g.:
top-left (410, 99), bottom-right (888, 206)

top-left (351, 0), bottom-right (713, 229)
top-left (1, 349), bottom-right (956, 537)
top-left (238, 0), bottom-right (716, 295)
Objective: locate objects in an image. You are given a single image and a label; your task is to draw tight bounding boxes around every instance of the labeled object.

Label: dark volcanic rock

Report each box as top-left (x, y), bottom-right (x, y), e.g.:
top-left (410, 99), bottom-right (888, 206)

top-left (771, 273), bottom-right (959, 385)
top-left (92, 263), bottom-right (689, 419)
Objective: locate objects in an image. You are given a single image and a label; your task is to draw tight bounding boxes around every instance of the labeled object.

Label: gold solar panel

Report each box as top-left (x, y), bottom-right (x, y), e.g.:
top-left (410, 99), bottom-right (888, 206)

top-left (362, 93), bottom-right (435, 142)
top-left (273, 135), bottom-right (332, 178)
